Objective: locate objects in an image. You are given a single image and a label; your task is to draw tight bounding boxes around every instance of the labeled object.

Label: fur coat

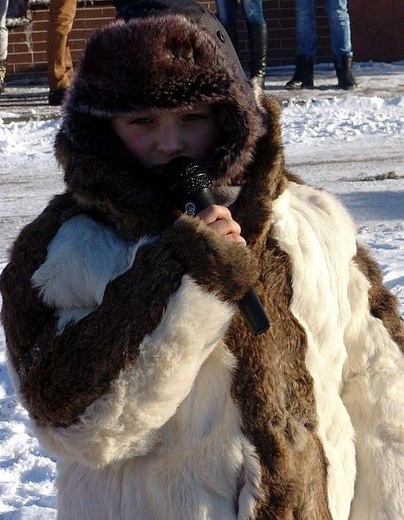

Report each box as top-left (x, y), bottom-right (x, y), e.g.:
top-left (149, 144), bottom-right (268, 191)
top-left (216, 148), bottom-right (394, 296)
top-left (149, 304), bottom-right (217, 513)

top-left (1, 6), bottom-right (403, 520)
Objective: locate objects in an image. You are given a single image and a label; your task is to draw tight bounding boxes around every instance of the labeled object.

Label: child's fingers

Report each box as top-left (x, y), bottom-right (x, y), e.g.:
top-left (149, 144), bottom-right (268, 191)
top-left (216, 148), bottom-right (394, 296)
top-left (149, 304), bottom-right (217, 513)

top-left (197, 205), bottom-right (246, 245)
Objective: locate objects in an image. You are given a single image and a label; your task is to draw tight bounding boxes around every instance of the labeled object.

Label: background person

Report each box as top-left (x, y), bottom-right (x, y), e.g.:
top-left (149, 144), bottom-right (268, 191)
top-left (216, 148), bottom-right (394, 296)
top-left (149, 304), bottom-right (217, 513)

top-left (1, 0), bottom-right (402, 518)
top-left (47, 0), bottom-right (76, 105)
top-left (215, 0), bottom-right (268, 88)
top-left (286, 0), bottom-right (357, 90)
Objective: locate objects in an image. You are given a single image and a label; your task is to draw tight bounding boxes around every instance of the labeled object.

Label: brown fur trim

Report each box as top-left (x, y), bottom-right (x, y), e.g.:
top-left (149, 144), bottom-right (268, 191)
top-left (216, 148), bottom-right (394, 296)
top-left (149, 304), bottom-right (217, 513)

top-left (221, 112), bottom-right (332, 515)
top-left (0, 196), bottom-right (186, 427)
top-left (164, 214), bottom-right (259, 302)
top-left (55, 131), bottom-right (179, 241)
top-left (69, 16), bottom-right (247, 116)
top-left (226, 239), bottom-right (331, 518)
top-left (1, 194), bottom-right (84, 369)
top-left (355, 243), bottom-right (404, 351)
top-left (230, 96), bottom-right (288, 243)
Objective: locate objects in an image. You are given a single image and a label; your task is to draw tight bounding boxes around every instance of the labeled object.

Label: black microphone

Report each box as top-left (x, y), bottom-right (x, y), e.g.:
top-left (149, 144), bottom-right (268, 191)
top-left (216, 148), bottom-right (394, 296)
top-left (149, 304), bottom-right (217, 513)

top-left (162, 157), bottom-right (270, 335)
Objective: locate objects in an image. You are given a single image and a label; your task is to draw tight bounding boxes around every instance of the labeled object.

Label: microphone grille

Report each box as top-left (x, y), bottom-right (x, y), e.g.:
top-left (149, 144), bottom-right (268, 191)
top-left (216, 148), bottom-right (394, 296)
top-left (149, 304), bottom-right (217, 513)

top-left (163, 157), bottom-right (212, 199)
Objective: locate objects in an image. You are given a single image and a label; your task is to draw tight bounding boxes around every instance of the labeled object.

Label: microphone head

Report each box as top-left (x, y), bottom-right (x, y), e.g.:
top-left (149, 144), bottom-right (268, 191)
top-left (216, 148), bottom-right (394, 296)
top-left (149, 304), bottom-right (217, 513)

top-left (162, 157), bottom-right (214, 213)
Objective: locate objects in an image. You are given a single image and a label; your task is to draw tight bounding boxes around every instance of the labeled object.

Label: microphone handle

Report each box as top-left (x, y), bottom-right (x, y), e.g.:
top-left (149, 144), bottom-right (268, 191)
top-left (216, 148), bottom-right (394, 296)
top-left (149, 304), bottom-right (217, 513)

top-left (180, 193), bottom-right (270, 335)
top-left (181, 189), bottom-right (216, 216)
top-left (239, 287), bottom-right (270, 335)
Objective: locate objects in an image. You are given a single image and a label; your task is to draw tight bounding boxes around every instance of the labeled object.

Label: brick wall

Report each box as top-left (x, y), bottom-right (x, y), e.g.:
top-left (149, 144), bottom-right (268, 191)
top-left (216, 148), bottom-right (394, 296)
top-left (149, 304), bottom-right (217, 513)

top-left (5, 0), bottom-right (404, 81)
top-left (350, 0), bottom-right (404, 63)
top-left (7, 0), bottom-right (116, 79)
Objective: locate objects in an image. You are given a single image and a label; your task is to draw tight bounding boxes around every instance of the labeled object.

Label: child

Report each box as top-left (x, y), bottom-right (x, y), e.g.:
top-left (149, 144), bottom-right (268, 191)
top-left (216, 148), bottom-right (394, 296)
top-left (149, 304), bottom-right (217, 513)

top-left (1, 0), bottom-right (403, 518)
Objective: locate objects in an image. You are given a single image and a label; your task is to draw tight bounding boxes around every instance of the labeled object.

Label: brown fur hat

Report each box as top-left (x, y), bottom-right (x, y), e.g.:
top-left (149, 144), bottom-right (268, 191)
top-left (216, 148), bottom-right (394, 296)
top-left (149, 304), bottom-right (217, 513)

top-left (60, 0), bottom-right (267, 184)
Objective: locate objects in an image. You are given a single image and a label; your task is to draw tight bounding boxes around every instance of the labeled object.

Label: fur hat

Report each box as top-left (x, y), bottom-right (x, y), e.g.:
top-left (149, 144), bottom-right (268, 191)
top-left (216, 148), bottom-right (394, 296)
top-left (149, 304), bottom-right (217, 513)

top-left (60, 0), bottom-right (267, 184)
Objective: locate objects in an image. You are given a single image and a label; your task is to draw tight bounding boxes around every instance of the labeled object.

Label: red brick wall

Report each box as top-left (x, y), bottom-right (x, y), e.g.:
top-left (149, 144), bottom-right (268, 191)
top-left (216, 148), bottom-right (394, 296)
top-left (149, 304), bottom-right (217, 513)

top-left (6, 0), bottom-right (404, 80)
top-left (350, 0), bottom-right (404, 63)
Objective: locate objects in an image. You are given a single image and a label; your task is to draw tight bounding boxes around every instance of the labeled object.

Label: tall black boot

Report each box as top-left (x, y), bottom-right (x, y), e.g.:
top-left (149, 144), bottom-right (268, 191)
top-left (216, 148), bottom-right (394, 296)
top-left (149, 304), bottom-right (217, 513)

top-left (334, 56), bottom-right (357, 90)
top-left (0, 60), bottom-right (6, 94)
top-left (222, 24), bottom-right (238, 54)
top-left (286, 56), bottom-right (314, 90)
top-left (247, 22), bottom-right (268, 89)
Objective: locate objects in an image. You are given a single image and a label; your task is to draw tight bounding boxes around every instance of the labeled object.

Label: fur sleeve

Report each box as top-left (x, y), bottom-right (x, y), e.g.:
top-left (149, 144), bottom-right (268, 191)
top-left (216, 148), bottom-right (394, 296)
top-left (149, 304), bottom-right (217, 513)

top-left (1, 211), bottom-right (257, 465)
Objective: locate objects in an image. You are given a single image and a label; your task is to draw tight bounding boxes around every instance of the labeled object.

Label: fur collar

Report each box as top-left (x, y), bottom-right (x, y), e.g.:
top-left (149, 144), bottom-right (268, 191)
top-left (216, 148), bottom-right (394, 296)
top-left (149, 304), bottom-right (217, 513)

top-left (55, 96), bottom-right (287, 244)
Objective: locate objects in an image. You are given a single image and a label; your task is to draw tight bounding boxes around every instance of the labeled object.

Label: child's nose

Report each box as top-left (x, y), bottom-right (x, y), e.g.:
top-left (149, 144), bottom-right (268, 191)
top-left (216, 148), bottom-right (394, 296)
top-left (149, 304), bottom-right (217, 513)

top-left (156, 123), bottom-right (184, 156)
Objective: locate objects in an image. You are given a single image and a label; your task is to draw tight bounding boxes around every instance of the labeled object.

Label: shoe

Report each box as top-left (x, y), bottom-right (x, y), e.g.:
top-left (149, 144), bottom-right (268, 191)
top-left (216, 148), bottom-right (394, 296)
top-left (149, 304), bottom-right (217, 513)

top-left (334, 56), bottom-right (357, 90)
top-left (286, 56), bottom-right (314, 90)
top-left (0, 60), bottom-right (6, 94)
top-left (247, 23), bottom-right (268, 90)
top-left (48, 88), bottom-right (67, 106)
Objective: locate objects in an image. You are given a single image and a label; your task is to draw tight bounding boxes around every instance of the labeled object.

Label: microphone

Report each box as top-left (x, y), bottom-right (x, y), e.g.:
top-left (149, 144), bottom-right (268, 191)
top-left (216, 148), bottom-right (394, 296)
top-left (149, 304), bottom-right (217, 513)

top-left (162, 157), bottom-right (270, 335)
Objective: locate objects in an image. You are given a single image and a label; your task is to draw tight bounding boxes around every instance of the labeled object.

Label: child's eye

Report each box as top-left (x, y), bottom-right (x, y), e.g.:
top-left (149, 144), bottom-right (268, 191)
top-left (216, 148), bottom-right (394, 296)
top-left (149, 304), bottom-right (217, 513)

top-left (182, 113), bottom-right (207, 122)
top-left (129, 117), bottom-right (153, 125)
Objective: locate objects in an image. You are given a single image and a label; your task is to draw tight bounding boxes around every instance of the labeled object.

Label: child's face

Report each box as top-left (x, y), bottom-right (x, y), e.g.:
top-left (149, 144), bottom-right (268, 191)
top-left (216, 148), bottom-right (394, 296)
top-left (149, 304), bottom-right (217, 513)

top-left (112, 103), bottom-right (220, 171)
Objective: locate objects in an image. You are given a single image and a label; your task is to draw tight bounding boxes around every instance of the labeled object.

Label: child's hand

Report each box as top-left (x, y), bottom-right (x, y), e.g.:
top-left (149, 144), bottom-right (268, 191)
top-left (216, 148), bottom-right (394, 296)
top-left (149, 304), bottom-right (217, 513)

top-left (162, 213), bottom-right (258, 303)
top-left (197, 205), bottom-right (246, 246)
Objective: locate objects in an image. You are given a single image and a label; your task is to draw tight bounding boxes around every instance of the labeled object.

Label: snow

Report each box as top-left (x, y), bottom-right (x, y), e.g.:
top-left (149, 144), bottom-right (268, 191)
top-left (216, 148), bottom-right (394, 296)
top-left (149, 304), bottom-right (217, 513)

top-left (0, 63), bottom-right (403, 517)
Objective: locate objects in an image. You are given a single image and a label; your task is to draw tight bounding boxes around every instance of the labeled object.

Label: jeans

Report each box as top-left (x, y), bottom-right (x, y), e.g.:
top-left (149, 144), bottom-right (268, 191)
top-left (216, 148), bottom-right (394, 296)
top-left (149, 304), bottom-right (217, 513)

top-left (216, 0), bottom-right (265, 26)
top-left (293, 0), bottom-right (353, 60)
top-left (0, 0), bottom-right (8, 60)
top-left (47, 0), bottom-right (77, 90)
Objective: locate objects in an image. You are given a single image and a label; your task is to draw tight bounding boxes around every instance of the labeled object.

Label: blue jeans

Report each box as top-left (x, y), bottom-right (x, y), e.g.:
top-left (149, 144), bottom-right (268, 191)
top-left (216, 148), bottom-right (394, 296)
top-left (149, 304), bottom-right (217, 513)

top-left (293, 0), bottom-right (353, 60)
top-left (216, 0), bottom-right (265, 26)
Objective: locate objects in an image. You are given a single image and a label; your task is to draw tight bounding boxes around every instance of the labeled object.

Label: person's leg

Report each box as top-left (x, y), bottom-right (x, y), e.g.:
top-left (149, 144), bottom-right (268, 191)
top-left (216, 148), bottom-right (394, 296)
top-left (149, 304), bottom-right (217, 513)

top-left (324, 0), bottom-right (352, 60)
top-left (215, 0), bottom-right (238, 51)
top-left (241, 0), bottom-right (267, 88)
top-left (0, 0), bottom-right (8, 93)
top-left (240, 0), bottom-right (265, 25)
top-left (286, 0), bottom-right (316, 89)
top-left (215, 0), bottom-right (238, 26)
top-left (47, 0), bottom-right (77, 94)
top-left (324, 0), bottom-right (357, 89)
top-left (294, 0), bottom-right (317, 57)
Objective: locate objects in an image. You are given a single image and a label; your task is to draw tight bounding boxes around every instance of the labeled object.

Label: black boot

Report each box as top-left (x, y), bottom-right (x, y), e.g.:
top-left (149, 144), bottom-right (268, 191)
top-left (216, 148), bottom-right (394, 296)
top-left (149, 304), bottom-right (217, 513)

top-left (247, 23), bottom-right (268, 89)
top-left (334, 56), bottom-right (357, 90)
top-left (286, 56), bottom-right (314, 90)
top-left (0, 60), bottom-right (6, 94)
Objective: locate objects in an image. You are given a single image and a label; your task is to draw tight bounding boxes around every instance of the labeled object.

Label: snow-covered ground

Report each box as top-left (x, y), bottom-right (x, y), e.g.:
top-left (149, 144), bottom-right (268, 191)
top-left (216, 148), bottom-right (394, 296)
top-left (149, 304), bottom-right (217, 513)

top-left (0, 63), bottom-right (403, 518)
